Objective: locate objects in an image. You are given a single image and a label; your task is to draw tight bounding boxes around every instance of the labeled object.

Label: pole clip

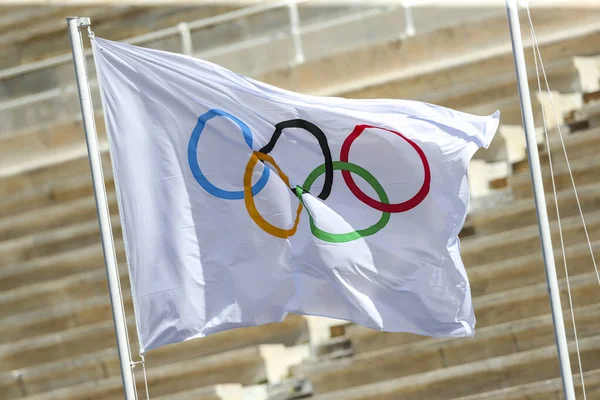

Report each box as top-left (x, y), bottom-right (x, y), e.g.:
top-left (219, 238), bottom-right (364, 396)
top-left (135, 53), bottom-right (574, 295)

top-left (77, 17), bottom-right (91, 28)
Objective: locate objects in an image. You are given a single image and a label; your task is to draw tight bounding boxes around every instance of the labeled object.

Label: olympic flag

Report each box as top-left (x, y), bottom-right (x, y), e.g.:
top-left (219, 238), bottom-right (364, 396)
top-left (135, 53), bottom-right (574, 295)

top-left (92, 37), bottom-right (499, 352)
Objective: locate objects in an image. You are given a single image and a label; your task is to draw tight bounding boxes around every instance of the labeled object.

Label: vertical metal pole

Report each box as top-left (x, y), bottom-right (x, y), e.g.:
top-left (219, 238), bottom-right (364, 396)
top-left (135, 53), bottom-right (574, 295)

top-left (505, 2), bottom-right (576, 399)
top-left (67, 17), bottom-right (137, 400)
top-left (287, 0), bottom-right (305, 66)
top-left (178, 22), bottom-right (193, 56)
top-left (403, 1), bottom-right (415, 37)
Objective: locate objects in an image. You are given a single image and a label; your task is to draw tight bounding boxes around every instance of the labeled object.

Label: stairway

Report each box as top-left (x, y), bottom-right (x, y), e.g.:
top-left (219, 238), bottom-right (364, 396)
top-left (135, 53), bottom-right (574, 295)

top-left (1, 3), bottom-right (600, 400)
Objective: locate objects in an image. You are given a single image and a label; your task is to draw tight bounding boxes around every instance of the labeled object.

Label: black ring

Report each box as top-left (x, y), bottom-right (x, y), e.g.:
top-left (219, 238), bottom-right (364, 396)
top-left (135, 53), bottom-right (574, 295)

top-left (259, 119), bottom-right (334, 200)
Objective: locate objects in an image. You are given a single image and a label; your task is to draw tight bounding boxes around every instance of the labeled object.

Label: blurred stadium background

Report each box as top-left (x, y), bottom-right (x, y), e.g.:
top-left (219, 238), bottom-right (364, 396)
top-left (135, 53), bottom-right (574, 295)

top-left (1, 1), bottom-right (600, 399)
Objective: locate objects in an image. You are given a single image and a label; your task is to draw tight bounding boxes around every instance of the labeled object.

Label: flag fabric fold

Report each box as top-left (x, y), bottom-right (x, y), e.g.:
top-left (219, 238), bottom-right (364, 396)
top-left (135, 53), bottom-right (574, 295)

top-left (92, 37), bottom-right (499, 352)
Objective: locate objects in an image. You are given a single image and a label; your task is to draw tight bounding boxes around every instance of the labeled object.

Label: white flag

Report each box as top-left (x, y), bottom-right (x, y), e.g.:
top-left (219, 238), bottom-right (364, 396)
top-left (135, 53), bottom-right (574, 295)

top-left (92, 37), bottom-right (499, 352)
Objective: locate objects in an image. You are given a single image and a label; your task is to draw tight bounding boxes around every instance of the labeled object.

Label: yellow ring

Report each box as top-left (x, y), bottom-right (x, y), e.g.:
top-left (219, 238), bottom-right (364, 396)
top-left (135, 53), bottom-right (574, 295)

top-left (244, 152), bottom-right (303, 239)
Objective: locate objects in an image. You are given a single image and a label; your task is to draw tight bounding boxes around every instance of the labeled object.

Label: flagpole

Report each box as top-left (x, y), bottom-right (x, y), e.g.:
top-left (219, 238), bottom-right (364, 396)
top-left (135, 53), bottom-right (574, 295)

top-left (505, 2), bottom-right (576, 399)
top-left (67, 17), bottom-right (137, 400)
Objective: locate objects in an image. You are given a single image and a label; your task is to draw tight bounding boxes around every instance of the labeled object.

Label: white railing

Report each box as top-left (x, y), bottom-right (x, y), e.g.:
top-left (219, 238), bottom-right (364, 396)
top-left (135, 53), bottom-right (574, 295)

top-left (0, 1), bottom-right (504, 136)
top-left (0, 0), bottom-right (403, 135)
top-left (0, 1), bottom-right (307, 82)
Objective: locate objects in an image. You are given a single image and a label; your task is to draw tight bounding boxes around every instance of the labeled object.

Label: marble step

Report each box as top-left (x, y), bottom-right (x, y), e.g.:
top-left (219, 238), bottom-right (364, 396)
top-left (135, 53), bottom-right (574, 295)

top-left (452, 370), bottom-right (600, 400)
top-left (0, 144), bottom-right (112, 197)
top-left (540, 126), bottom-right (600, 167)
top-left (0, 185), bottom-right (118, 243)
top-left (0, 290), bottom-right (132, 345)
top-left (461, 208), bottom-right (600, 267)
top-left (0, 213), bottom-right (121, 266)
top-left (2, 263), bottom-right (596, 377)
top-left (0, 240), bottom-right (124, 292)
top-left (0, 173), bottom-right (114, 220)
top-left (510, 153), bottom-right (600, 200)
top-left (469, 181), bottom-right (600, 236)
top-left (0, 319), bottom-right (308, 398)
top-left (151, 384), bottom-right (244, 400)
top-left (293, 303), bottom-right (600, 394)
top-left (12, 344), bottom-right (309, 400)
top-left (0, 268), bottom-right (128, 320)
top-left (308, 334), bottom-right (600, 399)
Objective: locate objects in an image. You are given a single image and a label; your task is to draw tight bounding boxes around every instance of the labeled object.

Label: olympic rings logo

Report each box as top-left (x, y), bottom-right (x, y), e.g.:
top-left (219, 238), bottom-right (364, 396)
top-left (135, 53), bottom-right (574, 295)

top-left (188, 108), bottom-right (431, 243)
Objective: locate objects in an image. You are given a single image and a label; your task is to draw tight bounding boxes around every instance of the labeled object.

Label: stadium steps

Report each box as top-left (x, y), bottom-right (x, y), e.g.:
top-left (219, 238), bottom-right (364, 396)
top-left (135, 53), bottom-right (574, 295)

top-left (292, 303), bottom-right (600, 394)
top-left (451, 370), bottom-right (600, 400)
top-left (0, 292), bottom-right (133, 346)
top-left (0, 241), bottom-right (121, 292)
top-left (467, 239), bottom-right (599, 297)
top-left (0, 6), bottom-right (236, 71)
top-left (0, 328), bottom-right (309, 399)
top-left (0, 268), bottom-right (129, 319)
top-left (1, 259), bottom-right (597, 395)
top-left (510, 108), bottom-right (600, 194)
top-left (0, 113), bottom-right (107, 179)
top-left (306, 335), bottom-right (600, 399)
top-left (1, 5), bottom-right (600, 400)
top-left (1, 272), bottom-right (596, 399)
top-left (1, 4), bottom-right (359, 95)
top-left (272, 10), bottom-right (600, 98)
top-left (0, 214), bottom-right (121, 266)
top-left (462, 208), bottom-right (600, 266)
top-left (510, 147), bottom-right (600, 200)
top-left (2, 8), bottom-right (598, 155)
top-left (468, 181), bottom-right (600, 235)
top-left (149, 379), bottom-right (310, 400)
top-left (0, 191), bottom-right (118, 242)
top-left (0, 4), bottom-right (375, 135)
top-left (537, 108), bottom-right (600, 166)
top-left (152, 384), bottom-right (244, 400)
top-left (8, 344), bottom-right (309, 400)
top-left (0, 173), bottom-right (114, 220)
top-left (0, 302), bottom-right (307, 371)
top-left (0, 135), bottom-right (112, 197)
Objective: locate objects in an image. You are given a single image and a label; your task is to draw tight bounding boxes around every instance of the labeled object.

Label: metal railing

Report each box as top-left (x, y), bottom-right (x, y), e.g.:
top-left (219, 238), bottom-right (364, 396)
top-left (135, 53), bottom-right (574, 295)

top-left (0, 1), bottom-right (504, 136)
top-left (0, 0), bottom-right (400, 135)
top-left (0, 1), bottom-right (305, 81)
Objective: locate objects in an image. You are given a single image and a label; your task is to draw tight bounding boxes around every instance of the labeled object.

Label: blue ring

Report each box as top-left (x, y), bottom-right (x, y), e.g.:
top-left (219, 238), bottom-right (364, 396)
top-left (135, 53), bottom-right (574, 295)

top-left (188, 109), bottom-right (270, 200)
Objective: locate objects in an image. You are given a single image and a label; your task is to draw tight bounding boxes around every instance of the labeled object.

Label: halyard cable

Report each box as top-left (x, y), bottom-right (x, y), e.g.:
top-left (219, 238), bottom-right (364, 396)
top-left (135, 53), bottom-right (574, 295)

top-left (526, 6), bottom-right (587, 398)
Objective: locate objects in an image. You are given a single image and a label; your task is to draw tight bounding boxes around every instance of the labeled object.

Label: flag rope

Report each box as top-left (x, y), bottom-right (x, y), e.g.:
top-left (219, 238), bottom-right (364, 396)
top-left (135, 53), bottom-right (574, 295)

top-left (526, 6), bottom-right (588, 398)
top-left (526, 7), bottom-right (600, 289)
top-left (131, 356), bottom-right (150, 400)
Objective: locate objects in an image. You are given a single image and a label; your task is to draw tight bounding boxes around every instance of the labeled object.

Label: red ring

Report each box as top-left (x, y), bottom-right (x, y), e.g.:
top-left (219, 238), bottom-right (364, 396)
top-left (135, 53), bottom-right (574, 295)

top-left (340, 124), bottom-right (431, 213)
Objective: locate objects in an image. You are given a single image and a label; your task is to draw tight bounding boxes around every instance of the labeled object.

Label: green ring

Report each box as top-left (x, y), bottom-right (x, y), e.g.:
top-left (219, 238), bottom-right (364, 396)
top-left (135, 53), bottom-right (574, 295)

top-left (295, 161), bottom-right (390, 243)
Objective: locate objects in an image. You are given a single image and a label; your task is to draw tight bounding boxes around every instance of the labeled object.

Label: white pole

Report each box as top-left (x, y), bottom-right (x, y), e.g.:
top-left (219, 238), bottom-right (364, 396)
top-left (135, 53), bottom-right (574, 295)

top-left (403, 1), bottom-right (415, 37)
top-left (287, 0), bottom-right (305, 65)
top-left (178, 22), bottom-right (193, 56)
top-left (505, 2), bottom-right (576, 399)
top-left (67, 17), bottom-right (138, 400)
